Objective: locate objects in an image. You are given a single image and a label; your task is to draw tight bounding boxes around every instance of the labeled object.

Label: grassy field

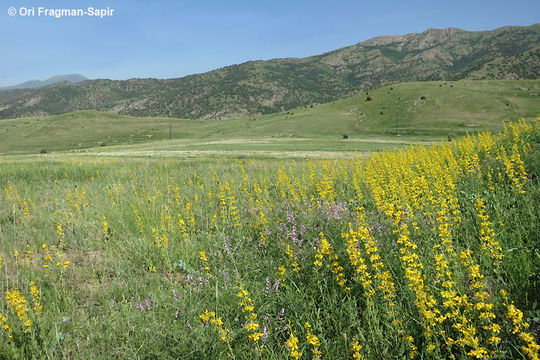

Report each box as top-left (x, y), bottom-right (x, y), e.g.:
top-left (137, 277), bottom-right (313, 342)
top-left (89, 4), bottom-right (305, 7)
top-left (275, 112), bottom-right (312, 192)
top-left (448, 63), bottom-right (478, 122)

top-left (0, 117), bottom-right (539, 359)
top-left (0, 80), bottom-right (538, 156)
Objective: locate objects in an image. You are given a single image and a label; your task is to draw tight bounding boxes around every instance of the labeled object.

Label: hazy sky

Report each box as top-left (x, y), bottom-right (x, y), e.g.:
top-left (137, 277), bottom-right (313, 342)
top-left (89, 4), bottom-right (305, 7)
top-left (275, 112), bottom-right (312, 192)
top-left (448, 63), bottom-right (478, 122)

top-left (1, 0), bottom-right (538, 86)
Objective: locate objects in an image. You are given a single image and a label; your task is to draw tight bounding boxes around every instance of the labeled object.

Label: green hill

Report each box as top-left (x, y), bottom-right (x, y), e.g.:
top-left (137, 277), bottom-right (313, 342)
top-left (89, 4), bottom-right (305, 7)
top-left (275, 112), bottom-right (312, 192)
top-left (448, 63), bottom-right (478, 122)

top-left (0, 25), bottom-right (538, 120)
top-left (0, 80), bottom-right (538, 155)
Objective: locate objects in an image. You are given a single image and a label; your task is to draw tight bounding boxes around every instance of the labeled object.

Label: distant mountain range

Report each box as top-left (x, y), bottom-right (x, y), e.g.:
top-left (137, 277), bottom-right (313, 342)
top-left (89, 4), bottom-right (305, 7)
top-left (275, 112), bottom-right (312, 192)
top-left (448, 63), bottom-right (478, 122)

top-left (0, 74), bottom-right (88, 90)
top-left (0, 74), bottom-right (88, 105)
top-left (0, 24), bottom-right (538, 120)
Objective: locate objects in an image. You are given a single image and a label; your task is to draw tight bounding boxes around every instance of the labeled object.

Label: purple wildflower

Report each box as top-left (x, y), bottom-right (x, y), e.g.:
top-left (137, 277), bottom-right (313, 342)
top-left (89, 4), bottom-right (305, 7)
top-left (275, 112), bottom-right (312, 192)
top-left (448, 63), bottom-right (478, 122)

top-left (224, 236), bottom-right (232, 254)
top-left (371, 222), bottom-right (383, 235)
top-left (265, 276), bottom-right (270, 296)
top-left (145, 298), bottom-right (151, 310)
top-left (291, 224), bottom-right (299, 245)
top-left (286, 203), bottom-right (294, 224)
top-left (278, 308), bottom-right (285, 321)
top-left (273, 279), bottom-right (280, 294)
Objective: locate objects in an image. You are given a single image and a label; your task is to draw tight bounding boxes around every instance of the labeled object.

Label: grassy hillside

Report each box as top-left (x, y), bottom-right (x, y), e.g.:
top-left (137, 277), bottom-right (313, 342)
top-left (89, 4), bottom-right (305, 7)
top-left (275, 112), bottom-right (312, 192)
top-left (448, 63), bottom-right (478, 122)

top-left (0, 25), bottom-right (538, 120)
top-left (0, 80), bottom-right (538, 155)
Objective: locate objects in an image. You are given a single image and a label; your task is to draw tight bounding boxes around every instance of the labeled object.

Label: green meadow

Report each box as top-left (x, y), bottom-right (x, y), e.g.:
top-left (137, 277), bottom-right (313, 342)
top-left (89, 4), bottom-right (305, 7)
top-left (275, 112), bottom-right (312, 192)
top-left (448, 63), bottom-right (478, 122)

top-left (0, 79), bottom-right (539, 359)
top-left (1, 80), bottom-right (538, 156)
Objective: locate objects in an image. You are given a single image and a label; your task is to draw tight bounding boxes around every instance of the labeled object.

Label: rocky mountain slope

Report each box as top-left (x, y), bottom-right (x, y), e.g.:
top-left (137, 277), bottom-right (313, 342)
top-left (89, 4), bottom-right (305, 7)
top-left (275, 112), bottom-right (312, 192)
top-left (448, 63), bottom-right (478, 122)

top-left (0, 24), bottom-right (538, 120)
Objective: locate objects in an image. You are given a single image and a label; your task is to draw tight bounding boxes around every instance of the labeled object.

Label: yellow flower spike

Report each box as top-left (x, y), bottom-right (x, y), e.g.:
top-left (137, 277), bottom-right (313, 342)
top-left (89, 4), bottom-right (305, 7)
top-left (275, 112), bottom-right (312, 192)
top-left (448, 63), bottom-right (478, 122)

top-left (200, 309), bottom-right (232, 344)
top-left (245, 322), bottom-right (259, 332)
top-left (278, 265), bottom-right (286, 284)
top-left (474, 198), bottom-right (504, 266)
top-left (102, 216), bottom-right (109, 238)
top-left (316, 232), bottom-right (349, 292)
top-left (236, 285), bottom-right (262, 343)
top-left (285, 245), bottom-right (301, 273)
top-left (29, 281), bottom-right (42, 317)
top-left (351, 339), bottom-right (365, 359)
top-left (199, 250), bottom-right (211, 276)
top-left (6, 289), bottom-right (32, 333)
top-left (304, 322), bottom-right (322, 358)
top-left (56, 224), bottom-right (64, 248)
top-left (285, 329), bottom-right (302, 359)
top-left (0, 312), bottom-right (13, 339)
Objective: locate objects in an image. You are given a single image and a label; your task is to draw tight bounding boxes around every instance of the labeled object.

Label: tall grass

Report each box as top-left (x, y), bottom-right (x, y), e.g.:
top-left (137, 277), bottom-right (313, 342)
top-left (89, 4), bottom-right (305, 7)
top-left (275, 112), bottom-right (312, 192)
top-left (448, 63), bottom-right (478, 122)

top-left (0, 118), bottom-right (538, 359)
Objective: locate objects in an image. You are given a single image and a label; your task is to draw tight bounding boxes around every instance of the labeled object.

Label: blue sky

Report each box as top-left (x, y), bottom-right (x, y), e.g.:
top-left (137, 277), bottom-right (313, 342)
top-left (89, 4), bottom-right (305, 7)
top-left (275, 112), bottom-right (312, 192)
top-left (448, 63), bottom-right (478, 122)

top-left (1, 0), bottom-right (538, 87)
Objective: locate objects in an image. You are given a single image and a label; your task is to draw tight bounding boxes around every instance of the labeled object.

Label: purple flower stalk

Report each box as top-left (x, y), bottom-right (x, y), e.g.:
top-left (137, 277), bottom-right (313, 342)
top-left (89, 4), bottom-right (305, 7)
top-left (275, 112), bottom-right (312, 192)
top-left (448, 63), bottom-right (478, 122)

top-left (224, 236), bottom-right (232, 254)
top-left (286, 203), bottom-right (294, 224)
top-left (291, 224), bottom-right (299, 245)
top-left (273, 279), bottom-right (280, 294)
top-left (265, 276), bottom-right (270, 296)
top-left (278, 308), bottom-right (285, 321)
